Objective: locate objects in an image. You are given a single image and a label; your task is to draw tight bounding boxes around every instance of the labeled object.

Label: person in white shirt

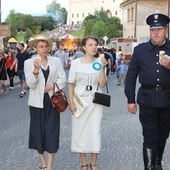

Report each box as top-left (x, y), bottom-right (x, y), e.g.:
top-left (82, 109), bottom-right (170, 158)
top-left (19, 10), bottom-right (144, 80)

top-left (54, 44), bottom-right (68, 68)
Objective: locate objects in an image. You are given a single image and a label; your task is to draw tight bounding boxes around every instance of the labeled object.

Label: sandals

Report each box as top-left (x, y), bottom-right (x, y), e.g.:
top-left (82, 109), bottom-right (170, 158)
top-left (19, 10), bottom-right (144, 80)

top-left (90, 163), bottom-right (97, 170)
top-left (39, 166), bottom-right (47, 170)
top-left (81, 164), bottom-right (88, 170)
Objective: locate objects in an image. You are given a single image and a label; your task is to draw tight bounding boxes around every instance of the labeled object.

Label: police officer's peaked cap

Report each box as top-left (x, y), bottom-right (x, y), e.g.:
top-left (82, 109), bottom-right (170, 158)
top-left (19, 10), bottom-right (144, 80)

top-left (146, 13), bottom-right (170, 29)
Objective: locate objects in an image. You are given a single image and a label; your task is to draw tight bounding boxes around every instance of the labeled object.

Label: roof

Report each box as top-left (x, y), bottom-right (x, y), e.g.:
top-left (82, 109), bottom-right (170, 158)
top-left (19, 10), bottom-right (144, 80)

top-left (8, 37), bottom-right (17, 43)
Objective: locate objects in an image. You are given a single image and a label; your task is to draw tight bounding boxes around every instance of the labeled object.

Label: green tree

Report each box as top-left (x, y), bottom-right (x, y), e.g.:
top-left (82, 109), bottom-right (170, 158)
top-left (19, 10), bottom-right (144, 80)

top-left (5, 10), bottom-right (56, 33)
top-left (105, 16), bottom-right (123, 38)
top-left (38, 16), bottom-right (55, 31)
top-left (84, 19), bottom-right (95, 36)
top-left (91, 21), bottom-right (106, 41)
top-left (59, 7), bottom-right (67, 23)
top-left (46, 0), bottom-right (61, 15)
top-left (5, 10), bottom-right (23, 31)
top-left (10, 25), bottom-right (17, 38)
top-left (24, 28), bottom-right (33, 43)
top-left (20, 14), bottom-right (36, 31)
top-left (35, 26), bottom-right (42, 35)
top-left (94, 7), bottom-right (108, 22)
top-left (83, 8), bottom-right (123, 41)
top-left (46, 0), bottom-right (67, 24)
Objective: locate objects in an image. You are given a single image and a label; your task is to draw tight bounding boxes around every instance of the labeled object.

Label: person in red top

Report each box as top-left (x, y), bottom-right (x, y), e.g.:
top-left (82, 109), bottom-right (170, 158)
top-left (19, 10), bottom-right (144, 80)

top-left (6, 50), bottom-right (17, 90)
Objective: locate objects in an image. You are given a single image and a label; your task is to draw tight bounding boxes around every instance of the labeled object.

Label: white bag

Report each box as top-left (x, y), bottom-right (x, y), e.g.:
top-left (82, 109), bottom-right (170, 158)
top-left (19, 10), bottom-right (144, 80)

top-left (73, 91), bottom-right (88, 117)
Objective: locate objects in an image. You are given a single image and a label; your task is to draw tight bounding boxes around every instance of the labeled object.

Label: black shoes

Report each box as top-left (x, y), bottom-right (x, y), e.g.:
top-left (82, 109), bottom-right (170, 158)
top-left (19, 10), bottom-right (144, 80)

top-left (143, 148), bottom-right (156, 170)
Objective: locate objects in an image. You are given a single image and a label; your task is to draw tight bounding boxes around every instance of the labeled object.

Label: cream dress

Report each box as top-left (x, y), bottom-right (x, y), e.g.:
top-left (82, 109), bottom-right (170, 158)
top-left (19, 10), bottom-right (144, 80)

top-left (68, 57), bottom-right (103, 153)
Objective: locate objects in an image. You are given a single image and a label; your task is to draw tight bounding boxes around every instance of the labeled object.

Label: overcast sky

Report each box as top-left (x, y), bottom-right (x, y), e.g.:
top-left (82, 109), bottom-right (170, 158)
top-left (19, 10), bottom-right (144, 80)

top-left (1, 0), bottom-right (69, 22)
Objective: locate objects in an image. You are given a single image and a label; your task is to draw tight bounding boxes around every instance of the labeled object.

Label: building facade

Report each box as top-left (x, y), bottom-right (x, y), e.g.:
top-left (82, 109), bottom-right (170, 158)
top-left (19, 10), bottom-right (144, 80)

top-left (120, 0), bottom-right (170, 43)
top-left (67, 0), bottom-right (123, 27)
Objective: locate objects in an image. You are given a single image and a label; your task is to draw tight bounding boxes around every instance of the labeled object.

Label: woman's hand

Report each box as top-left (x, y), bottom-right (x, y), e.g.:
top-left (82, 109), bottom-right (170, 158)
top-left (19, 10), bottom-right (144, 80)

top-left (100, 57), bottom-right (108, 67)
top-left (33, 57), bottom-right (41, 70)
top-left (69, 102), bottom-right (76, 115)
top-left (44, 84), bottom-right (53, 93)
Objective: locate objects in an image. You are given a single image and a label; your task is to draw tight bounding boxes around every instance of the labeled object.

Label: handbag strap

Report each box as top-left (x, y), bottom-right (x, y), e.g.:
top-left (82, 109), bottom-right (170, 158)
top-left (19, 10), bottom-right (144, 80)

top-left (96, 82), bottom-right (109, 93)
top-left (53, 83), bottom-right (61, 94)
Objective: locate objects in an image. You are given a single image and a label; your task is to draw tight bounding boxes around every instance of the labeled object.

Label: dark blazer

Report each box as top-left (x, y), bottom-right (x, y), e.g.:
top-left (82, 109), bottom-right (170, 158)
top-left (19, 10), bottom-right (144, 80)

top-left (125, 38), bottom-right (170, 108)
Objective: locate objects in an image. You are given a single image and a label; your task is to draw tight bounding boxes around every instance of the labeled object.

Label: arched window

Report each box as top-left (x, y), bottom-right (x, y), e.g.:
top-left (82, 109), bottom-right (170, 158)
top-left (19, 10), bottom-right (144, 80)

top-left (106, 10), bottom-right (112, 18)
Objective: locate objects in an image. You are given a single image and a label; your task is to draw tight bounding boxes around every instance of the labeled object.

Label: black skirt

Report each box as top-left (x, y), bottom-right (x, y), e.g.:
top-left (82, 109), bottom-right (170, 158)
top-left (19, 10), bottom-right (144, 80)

top-left (29, 93), bottom-right (60, 154)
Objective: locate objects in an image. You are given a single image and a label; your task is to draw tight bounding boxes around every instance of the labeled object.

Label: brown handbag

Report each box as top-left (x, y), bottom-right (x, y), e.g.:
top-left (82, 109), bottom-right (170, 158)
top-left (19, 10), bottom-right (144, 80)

top-left (51, 83), bottom-right (68, 112)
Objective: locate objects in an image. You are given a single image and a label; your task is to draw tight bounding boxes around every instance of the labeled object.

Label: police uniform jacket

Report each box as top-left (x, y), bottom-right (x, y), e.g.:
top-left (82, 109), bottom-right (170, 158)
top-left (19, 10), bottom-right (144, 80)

top-left (125, 38), bottom-right (170, 108)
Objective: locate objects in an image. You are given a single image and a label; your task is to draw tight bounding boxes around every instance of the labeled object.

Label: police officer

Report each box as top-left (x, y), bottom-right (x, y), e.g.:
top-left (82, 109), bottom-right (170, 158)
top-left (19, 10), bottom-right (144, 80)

top-left (125, 13), bottom-right (170, 170)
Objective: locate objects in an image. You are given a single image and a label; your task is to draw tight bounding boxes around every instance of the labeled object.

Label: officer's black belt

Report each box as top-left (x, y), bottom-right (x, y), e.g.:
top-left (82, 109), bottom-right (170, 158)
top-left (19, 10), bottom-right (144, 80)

top-left (141, 84), bottom-right (170, 91)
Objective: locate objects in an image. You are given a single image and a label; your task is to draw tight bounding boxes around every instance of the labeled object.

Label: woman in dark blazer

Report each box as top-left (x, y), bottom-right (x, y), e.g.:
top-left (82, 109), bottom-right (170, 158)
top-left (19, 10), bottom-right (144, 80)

top-left (24, 35), bottom-right (67, 170)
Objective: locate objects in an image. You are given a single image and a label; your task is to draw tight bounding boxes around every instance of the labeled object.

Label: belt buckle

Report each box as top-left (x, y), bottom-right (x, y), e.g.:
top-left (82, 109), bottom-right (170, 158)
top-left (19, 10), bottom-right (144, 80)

top-left (156, 85), bottom-right (161, 91)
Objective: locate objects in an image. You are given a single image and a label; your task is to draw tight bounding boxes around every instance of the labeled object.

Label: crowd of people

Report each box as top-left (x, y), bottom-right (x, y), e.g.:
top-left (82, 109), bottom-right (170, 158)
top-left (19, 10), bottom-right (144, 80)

top-left (1, 12), bottom-right (170, 170)
top-left (0, 38), bottom-right (127, 97)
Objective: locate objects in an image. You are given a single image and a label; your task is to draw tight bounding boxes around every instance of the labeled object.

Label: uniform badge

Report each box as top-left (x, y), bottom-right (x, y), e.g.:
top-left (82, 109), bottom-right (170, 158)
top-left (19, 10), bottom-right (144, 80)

top-left (154, 14), bottom-right (158, 23)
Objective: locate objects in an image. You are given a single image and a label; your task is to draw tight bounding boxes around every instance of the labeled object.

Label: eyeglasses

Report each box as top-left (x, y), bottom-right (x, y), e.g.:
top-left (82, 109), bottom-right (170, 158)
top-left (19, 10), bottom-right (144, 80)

top-left (37, 46), bottom-right (49, 50)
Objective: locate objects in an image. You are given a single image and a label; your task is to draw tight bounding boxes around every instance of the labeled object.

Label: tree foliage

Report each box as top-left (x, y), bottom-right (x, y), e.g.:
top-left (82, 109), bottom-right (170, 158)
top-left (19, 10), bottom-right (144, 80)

top-left (5, 10), bottom-right (56, 33)
top-left (84, 19), bottom-right (95, 36)
top-left (46, 0), bottom-right (61, 15)
top-left (83, 8), bottom-right (123, 43)
top-left (10, 25), bottom-right (17, 38)
top-left (91, 21), bottom-right (106, 41)
top-left (46, 0), bottom-right (67, 24)
top-left (24, 28), bottom-right (33, 44)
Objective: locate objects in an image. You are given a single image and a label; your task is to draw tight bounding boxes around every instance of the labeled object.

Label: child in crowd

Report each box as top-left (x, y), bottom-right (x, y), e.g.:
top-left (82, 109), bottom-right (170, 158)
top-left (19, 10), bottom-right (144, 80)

top-left (116, 58), bottom-right (127, 85)
top-left (116, 53), bottom-right (124, 85)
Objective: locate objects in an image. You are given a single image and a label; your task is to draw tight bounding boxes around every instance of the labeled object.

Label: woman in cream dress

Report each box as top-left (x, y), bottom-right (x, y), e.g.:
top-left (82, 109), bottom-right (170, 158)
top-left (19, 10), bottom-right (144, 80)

top-left (68, 35), bottom-right (107, 170)
top-left (24, 35), bottom-right (66, 170)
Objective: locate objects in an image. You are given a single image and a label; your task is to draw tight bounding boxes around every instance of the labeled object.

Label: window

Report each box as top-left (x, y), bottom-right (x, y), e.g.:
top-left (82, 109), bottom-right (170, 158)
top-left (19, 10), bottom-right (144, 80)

top-left (127, 9), bottom-right (130, 22)
top-left (131, 7), bottom-right (134, 21)
top-left (82, 13), bottom-right (84, 17)
top-left (115, 10), bottom-right (117, 15)
top-left (77, 13), bottom-right (79, 18)
top-left (72, 14), bottom-right (74, 18)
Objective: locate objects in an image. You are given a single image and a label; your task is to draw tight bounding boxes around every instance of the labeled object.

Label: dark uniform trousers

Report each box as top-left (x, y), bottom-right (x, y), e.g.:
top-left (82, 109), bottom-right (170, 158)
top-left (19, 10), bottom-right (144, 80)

top-left (139, 106), bottom-right (170, 149)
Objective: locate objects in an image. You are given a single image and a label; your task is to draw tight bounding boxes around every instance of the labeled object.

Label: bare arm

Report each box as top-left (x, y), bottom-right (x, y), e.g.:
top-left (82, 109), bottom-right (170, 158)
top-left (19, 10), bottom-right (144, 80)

top-left (68, 83), bottom-right (76, 114)
top-left (98, 57), bottom-right (108, 87)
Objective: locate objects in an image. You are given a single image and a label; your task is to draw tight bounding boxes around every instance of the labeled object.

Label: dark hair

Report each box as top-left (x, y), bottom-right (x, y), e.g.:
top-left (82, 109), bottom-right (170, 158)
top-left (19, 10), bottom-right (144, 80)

top-left (19, 43), bottom-right (25, 48)
top-left (8, 50), bottom-right (14, 56)
top-left (81, 35), bottom-right (99, 47)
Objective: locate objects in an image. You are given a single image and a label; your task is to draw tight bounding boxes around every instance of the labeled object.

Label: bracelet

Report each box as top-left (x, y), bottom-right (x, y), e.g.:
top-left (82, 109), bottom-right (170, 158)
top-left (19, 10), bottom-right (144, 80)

top-left (33, 71), bottom-right (39, 75)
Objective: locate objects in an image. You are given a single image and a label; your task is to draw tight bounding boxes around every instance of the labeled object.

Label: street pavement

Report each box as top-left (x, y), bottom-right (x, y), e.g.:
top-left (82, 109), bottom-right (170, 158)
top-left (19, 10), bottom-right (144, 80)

top-left (0, 70), bottom-right (170, 170)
